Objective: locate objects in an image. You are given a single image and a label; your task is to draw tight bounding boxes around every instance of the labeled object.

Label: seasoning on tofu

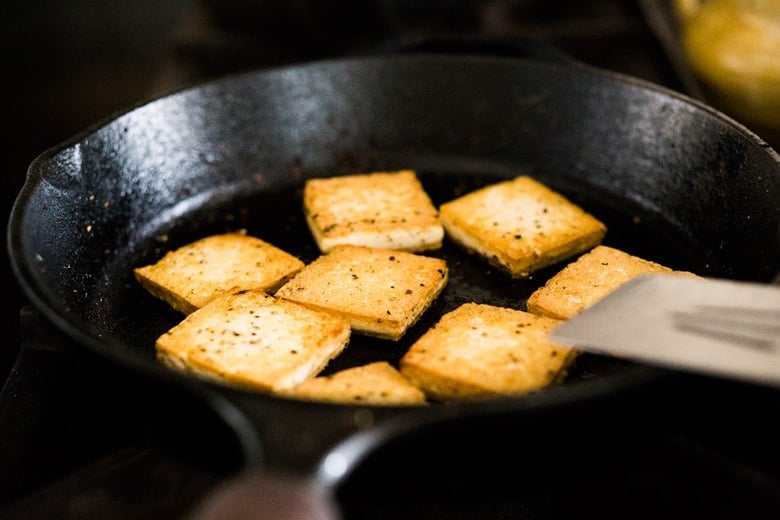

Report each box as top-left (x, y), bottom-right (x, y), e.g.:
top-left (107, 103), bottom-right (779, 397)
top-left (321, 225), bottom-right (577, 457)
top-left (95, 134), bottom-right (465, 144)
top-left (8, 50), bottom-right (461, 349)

top-left (400, 302), bottom-right (577, 401)
top-left (275, 244), bottom-right (448, 341)
top-left (134, 230), bottom-right (304, 314)
top-left (439, 175), bottom-right (606, 278)
top-left (303, 170), bottom-right (444, 253)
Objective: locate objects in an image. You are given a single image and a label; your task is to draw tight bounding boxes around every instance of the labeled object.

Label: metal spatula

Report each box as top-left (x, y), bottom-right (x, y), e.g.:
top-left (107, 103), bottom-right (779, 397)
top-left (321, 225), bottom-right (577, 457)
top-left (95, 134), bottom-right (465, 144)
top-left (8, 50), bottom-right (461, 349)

top-left (549, 274), bottom-right (780, 387)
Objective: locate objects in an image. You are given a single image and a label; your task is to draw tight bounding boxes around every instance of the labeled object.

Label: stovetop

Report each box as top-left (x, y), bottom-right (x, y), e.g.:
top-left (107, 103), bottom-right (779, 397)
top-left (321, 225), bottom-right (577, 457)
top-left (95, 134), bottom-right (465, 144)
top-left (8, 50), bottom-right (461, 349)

top-left (3, 2), bottom-right (780, 518)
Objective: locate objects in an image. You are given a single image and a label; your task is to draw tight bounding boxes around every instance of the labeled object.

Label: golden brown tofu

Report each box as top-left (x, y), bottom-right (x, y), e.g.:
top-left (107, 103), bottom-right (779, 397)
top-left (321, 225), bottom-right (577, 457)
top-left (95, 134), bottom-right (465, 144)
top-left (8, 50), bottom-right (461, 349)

top-left (526, 245), bottom-right (698, 320)
top-left (134, 230), bottom-right (304, 314)
top-left (303, 170), bottom-right (444, 253)
top-left (400, 302), bottom-right (576, 401)
top-left (278, 361), bottom-right (428, 406)
top-left (275, 245), bottom-right (448, 341)
top-left (156, 289), bottom-right (351, 392)
top-left (439, 175), bottom-right (606, 278)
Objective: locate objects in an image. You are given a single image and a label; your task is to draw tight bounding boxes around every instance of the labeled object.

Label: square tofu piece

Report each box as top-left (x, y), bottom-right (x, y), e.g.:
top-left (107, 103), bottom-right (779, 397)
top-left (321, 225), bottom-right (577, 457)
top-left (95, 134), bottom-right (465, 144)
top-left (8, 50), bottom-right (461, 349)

top-left (303, 169), bottom-right (444, 253)
top-left (526, 245), bottom-right (699, 320)
top-left (134, 231), bottom-right (305, 314)
top-left (156, 289), bottom-right (351, 392)
top-left (275, 245), bottom-right (448, 341)
top-left (400, 303), bottom-right (577, 401)
top-left (277, 361), bottom-right (428, 406)
top-left (439, 175), bottom-right (606, 277)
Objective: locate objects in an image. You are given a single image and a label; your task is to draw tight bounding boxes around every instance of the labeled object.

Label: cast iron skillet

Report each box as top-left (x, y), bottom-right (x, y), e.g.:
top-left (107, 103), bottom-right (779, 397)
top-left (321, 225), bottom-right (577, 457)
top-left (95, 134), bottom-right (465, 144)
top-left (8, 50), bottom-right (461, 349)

top-left (7, 50), bottom-right (780, 491)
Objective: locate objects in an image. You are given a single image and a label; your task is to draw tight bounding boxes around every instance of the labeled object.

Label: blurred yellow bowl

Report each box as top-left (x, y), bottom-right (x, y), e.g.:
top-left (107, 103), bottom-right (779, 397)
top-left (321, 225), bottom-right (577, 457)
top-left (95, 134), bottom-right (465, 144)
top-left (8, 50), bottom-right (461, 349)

top-left (680, 0), bottom-right (780, 138)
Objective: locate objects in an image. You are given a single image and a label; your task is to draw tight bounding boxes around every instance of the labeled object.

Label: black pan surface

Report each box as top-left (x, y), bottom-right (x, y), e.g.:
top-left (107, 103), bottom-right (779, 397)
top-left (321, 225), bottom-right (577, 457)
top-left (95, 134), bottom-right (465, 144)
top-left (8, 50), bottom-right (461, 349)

top-left (8, 54), bottom-right (780, 480)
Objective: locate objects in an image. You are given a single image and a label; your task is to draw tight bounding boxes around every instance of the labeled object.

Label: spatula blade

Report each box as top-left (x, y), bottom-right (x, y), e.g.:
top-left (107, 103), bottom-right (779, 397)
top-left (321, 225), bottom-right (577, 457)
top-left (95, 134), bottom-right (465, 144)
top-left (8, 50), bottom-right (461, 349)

top-left (549, 274), bottom-right (780, 387)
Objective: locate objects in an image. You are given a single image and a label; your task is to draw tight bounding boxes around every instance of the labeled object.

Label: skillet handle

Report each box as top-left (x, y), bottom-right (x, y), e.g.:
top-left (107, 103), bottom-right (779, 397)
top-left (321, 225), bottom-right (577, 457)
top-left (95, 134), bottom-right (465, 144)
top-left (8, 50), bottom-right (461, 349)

top-left (187, 388), bottom-right (431, 517)
top-left (211, 388), bottom-right (422, 477)
top-left (189, 470), bottom-right (341, 520)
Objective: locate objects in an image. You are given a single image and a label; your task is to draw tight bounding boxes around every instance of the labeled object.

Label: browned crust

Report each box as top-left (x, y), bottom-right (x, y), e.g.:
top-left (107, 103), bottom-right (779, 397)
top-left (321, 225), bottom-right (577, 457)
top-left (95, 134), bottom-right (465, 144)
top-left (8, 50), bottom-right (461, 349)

top-left (526, 245), bottom-right (699, 320)
top-left (303, 170), bottom-right (444, 253)
top-left (155, 289), bottom-right (351, 392)
top-left (275, 245), bottom-right (448, 341)
top-left (439, 175), bottom-right (607, 277)
top-left (277, 361), bottom-right (428, 406)
top-left (134, 231), bottom-right (304, 314)
top-left (400, 302), bottom-right (576, 401)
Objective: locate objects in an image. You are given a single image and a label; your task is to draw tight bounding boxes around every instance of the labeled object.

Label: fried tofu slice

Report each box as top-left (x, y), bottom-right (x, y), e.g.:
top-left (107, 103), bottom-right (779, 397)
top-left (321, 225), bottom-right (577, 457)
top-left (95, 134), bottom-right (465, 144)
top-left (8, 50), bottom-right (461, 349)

top-left (277, 361), bottom-right (428, 406)
top-left (134, 230), bottom-right (305, 314)
top-left (439, 175), bottom-right (607, 278)
top-left (526, 245), bottom-right (699, 320)
top-left (303, 170), bottom-right (444, 253)
top-left (156, 289), bottom-right (351, 392)
top-left (274, 245), bottom-right (448, 341)
top-left (400, 302), bottom-right (576, 401)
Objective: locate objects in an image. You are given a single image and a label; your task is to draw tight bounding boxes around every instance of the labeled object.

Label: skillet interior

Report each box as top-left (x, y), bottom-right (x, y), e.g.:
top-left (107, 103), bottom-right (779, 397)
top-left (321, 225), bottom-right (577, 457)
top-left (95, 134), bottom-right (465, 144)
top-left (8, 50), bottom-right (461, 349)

top-left (89, 172), bottom-right (706, 378)
top-left (9, 54), bottom-right (780, 472)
